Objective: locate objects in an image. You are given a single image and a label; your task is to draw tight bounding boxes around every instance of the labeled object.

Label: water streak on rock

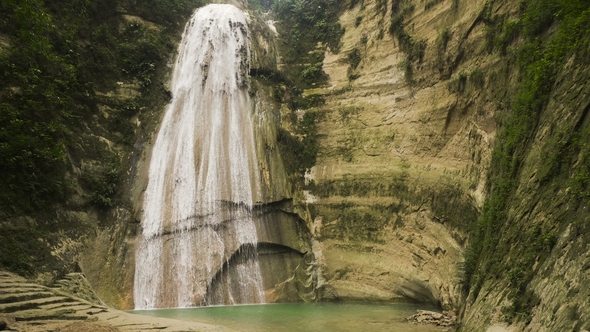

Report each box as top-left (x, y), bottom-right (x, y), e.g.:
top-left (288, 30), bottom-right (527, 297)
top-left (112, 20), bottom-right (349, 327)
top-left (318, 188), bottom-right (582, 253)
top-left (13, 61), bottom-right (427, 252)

top-left (134, 4), bottom-right (265, 309)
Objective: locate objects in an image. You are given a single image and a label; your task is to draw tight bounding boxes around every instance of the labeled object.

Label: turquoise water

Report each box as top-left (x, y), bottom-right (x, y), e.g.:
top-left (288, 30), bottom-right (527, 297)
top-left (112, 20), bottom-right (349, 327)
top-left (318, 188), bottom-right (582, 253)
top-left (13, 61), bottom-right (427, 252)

top-left (130, 302), bottom-right (446, 331)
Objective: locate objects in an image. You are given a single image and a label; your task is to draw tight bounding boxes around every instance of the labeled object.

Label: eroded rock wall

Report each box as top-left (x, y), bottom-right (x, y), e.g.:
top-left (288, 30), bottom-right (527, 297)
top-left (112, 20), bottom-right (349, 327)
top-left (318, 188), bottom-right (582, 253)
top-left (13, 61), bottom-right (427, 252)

top-left (459, 41), bottom-right (590, 332)
top-left (294, 0), bottom-right (518, 309)
top-left (299, 0), bottom-right (590, 330)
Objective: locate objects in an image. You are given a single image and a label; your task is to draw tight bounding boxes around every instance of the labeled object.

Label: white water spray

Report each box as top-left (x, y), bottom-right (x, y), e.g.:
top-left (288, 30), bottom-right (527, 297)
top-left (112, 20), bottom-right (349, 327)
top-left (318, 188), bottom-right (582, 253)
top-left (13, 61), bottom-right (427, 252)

top-left (134, 4), bottom-right (266, 309)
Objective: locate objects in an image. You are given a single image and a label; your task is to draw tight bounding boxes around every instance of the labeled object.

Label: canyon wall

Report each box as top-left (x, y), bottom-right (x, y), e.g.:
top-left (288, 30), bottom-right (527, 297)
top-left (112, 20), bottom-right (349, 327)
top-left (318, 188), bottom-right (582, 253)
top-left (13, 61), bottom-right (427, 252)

top-left (292, 0), bottom-right (503, 309)
top-left (287, 0), bottom-right (590, 330)
top-left (2, 0), bottom-right (589, 330)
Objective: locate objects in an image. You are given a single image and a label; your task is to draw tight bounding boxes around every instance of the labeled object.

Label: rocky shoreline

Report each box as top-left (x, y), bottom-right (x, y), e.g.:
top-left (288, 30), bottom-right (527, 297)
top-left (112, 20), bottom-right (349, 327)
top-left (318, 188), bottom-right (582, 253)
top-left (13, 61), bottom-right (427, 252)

top-left (0, 271), bottom-right (233, 332)
top-left (1, 269), bottom-right (463, 332)
top-left (407, 310), bottom-right (457, 330)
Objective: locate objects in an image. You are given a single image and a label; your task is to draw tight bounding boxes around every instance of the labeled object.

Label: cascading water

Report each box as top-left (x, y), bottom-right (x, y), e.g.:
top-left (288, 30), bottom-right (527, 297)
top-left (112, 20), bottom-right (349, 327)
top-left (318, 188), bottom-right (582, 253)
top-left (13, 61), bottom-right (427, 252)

top-left (134, 4), bottom-right (267, 309)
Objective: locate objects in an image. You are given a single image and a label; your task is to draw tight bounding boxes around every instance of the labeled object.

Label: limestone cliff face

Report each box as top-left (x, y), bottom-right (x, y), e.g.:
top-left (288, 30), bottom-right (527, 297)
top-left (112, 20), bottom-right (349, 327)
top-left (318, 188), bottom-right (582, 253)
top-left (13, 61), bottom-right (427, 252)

top-left (293, 0), bottom-right (504, 309)
top-left (459, 27), bottom-right (590, 332)
top-left (289, 0), bottom-right (590, 330)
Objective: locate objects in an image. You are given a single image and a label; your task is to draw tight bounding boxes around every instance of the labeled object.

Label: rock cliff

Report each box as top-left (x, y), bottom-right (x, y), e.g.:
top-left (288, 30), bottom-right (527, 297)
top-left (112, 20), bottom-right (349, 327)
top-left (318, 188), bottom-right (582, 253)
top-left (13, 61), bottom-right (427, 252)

top-left (292, 0), bottom-right (499, 309)
top-left (282, 0), bottom-right (590, 330)
top-left (1, 0), bottom-right (589, 330)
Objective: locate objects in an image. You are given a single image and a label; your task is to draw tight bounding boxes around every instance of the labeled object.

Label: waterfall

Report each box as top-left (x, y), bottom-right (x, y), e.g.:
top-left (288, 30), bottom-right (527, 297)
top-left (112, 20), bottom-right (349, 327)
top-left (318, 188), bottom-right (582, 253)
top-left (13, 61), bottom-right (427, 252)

top-left (134, 4), bottom-right (266, 309)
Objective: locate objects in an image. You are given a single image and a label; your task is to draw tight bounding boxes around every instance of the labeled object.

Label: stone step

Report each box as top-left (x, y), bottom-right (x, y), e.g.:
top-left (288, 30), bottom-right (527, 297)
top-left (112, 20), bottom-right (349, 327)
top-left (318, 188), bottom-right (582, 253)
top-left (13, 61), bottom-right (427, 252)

top-left (22, 320), bottom-right (47, 326)
top-left (0, 272), bottom-right (23, 280)
top-left (40, 302), bottom-right (93, 312)
top-left (41, 301), bottom-right (85, 309)
top-left (0, 296), bottom-right (76, 313)
top-left (15, 319), bottom-right (88, 330)
top-left (15, 311), bottom-right (88, 322)
top-left (0, 287), bottom-right (48, 296)
top-left (13, 307), bottom-right (75, 318)
top-left (0, 291), bottom-right (55, 304)
top-left (53, 280), bottom-right (70, 286)
top-left (0, 283), bottom-right (47, 291)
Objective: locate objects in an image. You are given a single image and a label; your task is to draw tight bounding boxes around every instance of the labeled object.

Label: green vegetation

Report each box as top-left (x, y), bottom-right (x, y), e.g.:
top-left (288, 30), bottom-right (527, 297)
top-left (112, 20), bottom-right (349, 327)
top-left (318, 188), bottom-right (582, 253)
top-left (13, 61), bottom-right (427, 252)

top-left (0, 225), bottom-right (50, 276)
top-left (88, 161), bottom-right (120, 209)
top-left (389, 0), bottom-right (426, 83)
top-left (322, 204), bottom-right (392, 244)
top-left (0, 0), bottom-right (203, 216)
top-left (278, 110), bottom-right (323, 175)
top-left (249, 0), bottom-right (276, 11)
top-left (347, 47), bottom-right (362, 80)
top-left (355, 15), bottom-right (363, 27)
top-left (273, 0), bottom-right (344, 87)
top-left (435, 27), bottom-right (452, 71)
top-left (0, 0), bottom-right (88, 213)
top-left (360, 34), bottom-right (369, 45)
top-left (311, 176), bottom-right (477, 234)
top-left (461, 0), bottom-right (590, 324)
top-left (447, 66), bottom-right (485, 95)
top-left (397, 59), bottom-right (414, 82)
top-left (468, 66), bottom-right (485, 88)
top-left (349, 0), bottom-right (365, 10)
top-left (437, 28), bottom-right (452, 53)
top-left (376, 0), bottom-right (387, 14)
top-left (447, 71), bottom-right (467, 93)
top-left (425, 0), bottom-right (445, 11)
top-left (267, 0), bottom-right (348, 179)
top-left (0, 0), bottom-right (205, 274)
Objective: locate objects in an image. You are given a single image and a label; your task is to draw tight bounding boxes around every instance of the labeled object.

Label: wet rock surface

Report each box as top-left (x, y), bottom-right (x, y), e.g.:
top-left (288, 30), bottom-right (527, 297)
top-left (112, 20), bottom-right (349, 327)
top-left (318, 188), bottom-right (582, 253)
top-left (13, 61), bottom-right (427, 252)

top-left (0, 271), bottom-right (233, 332)
top-left (407, 310), bottom-right (457, 329)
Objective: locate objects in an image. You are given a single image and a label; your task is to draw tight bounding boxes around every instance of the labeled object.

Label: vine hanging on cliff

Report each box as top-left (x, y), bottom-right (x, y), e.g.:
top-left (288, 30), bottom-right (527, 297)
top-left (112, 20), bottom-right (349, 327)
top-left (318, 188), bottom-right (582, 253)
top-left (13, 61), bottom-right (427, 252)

top-left (388, 0), bottom-right (425, 83)
top-left (461, 0), bottom-right (590, 324)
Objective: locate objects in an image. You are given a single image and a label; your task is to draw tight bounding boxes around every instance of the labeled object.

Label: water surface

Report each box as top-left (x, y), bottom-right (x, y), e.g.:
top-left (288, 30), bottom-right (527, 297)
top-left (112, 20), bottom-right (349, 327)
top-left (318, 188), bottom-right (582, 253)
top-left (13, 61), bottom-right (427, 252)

top-left (131, 302), bottom-right (445, 332)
